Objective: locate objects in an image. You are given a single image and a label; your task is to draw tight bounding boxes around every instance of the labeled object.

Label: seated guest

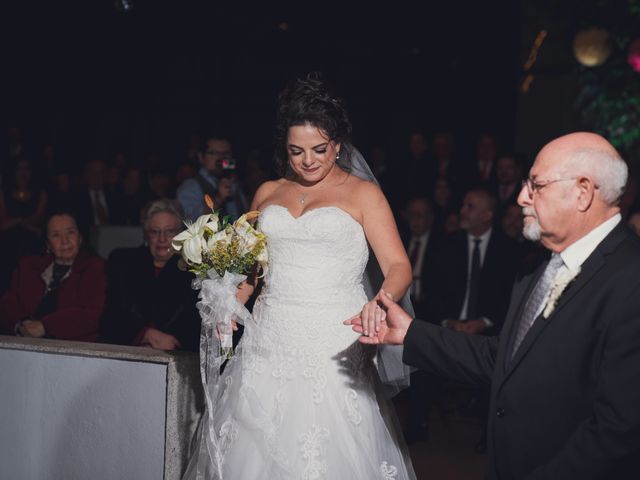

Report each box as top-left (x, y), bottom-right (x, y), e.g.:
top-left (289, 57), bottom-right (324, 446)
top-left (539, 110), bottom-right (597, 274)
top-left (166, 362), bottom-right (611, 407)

top-left (473, 133), bottom-right (499, 186)
top-left (47, 167), bottom-right (75, 212)
top-left (111, 166), bottom-right (148, 225)
top-left (431, 188), bottom-right (518, 452)
top-left (431, 177), bottom-right (458, 234)
top-left (0, 209), bottom-right (106, 341)
top-left (403, 197), bottom-right (441, 319)
top-left (148, 168), bottom-right (173, 200)
top-left (100, 199), bottom-right (200, 351)
top-left (176, 134), bottom-right (246, 221)
top-left (72, 158), bottom-right (116, 234)
top-left (493, 153), bottom-right (524, 221)
top-left (501, 202), bottom-right (524, 241)
top-left (402, 196), bottom-right (444, 444)
top-left (0, 157), bottom-right (49, 294)
top-left (433, 189), bottom-right (517, 333)
top-left (0, 157), bottom-right (48, 235)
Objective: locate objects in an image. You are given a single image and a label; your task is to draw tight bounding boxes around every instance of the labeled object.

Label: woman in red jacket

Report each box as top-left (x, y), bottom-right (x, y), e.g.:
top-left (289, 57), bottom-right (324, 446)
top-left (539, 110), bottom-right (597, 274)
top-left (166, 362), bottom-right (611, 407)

top-left (0, 209), bottom-right (106, 341)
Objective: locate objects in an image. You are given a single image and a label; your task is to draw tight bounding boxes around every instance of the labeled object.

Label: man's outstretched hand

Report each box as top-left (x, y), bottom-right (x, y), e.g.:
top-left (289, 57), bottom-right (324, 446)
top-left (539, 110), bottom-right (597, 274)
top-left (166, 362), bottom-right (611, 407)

top-left (344, 289), bottom-right (413, 345)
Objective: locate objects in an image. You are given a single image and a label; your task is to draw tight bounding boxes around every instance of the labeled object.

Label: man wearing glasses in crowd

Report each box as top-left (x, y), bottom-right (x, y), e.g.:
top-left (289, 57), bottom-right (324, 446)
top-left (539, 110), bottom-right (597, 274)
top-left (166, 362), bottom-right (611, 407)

top-left (176, 134), bottom-right (245, 221)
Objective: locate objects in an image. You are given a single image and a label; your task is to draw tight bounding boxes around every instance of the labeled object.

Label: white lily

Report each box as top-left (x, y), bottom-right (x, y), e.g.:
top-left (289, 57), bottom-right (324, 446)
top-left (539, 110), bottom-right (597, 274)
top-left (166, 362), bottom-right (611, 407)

top-left (233, 211), bottom-right (261, 255)
top-left (172, 214), bottom-right (215, 264)
top-left (206, 227), bottom-right (232, 249)
top-left (235, 225), bottom-right (258, 255)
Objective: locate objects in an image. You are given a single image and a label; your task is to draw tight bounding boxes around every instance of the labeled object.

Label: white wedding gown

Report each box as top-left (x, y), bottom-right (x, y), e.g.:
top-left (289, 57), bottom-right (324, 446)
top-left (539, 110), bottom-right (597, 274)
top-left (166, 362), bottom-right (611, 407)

top-left (189, 204), bottom-right (416, 479)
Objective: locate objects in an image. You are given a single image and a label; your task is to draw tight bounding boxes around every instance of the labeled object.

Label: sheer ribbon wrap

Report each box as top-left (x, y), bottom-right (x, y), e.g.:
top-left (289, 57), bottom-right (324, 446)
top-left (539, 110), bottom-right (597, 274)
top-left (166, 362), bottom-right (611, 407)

top-left (184, 269), bottom-right (253, 480)
top-left (343, 143), bottom-right (415, 396)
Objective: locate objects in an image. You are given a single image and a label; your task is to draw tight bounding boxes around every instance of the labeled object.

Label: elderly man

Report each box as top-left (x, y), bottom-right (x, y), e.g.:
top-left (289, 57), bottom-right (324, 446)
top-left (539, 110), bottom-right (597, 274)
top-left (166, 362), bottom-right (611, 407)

top-left (347, 132), bottom-right (640, 479)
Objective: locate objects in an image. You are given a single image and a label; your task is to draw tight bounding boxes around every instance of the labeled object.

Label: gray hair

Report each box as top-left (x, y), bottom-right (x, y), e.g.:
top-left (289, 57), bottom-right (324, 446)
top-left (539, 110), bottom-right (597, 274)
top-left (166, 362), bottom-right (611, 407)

top-left (563, 149), bottom-right (628, 204)
top-left (141, 198), bottom-right (185, 231)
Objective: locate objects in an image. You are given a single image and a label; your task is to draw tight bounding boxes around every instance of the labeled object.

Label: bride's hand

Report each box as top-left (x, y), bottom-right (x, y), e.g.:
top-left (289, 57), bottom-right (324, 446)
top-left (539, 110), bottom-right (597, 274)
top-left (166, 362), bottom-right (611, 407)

top-left (359, 297), bottom-right (387, 338)
top-left (236, 281), bottom-right (254, 305)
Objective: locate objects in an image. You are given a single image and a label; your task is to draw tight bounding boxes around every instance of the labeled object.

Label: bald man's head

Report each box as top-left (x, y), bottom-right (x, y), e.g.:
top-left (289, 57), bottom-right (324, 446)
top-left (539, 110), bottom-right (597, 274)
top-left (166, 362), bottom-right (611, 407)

top-left (538, 132), bottom-right (627, 205)
top-left (518, 132), bottom-right (627, 252)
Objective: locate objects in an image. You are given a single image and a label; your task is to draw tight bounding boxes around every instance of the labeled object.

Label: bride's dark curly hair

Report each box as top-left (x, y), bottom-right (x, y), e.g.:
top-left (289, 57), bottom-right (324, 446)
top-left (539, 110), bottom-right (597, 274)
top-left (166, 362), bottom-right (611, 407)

top-left (274, 72), bottom-right (352, 176)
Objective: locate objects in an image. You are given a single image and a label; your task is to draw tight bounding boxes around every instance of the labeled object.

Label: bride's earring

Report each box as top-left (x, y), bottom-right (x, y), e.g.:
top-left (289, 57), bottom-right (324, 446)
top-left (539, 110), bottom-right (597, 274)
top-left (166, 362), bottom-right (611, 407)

top-left (336, 152), bottom-right (340, 161)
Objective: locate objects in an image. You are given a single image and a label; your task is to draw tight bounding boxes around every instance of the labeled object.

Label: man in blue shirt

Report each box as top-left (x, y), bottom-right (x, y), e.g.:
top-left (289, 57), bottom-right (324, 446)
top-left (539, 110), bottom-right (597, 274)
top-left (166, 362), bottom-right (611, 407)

top-left (176, 135), bottom-right (245, 221)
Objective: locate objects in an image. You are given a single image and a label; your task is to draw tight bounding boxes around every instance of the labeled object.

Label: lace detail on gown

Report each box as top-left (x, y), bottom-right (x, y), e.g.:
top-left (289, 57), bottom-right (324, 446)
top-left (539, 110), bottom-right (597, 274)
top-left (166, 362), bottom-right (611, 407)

top-left (185, 205), bottom-right (415, 479)
top-left (300, 424), bottom-right (330, 480)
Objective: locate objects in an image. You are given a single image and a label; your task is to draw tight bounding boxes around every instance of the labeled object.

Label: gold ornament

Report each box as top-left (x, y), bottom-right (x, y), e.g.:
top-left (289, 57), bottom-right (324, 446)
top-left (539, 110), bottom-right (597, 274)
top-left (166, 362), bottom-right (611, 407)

top-left (573, 27), bottom-right (611, 67)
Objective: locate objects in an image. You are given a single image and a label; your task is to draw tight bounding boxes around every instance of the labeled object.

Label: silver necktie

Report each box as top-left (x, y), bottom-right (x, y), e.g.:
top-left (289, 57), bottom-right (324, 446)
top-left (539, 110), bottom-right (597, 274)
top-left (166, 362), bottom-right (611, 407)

top-left (511, 253), bottom-right (564, 358)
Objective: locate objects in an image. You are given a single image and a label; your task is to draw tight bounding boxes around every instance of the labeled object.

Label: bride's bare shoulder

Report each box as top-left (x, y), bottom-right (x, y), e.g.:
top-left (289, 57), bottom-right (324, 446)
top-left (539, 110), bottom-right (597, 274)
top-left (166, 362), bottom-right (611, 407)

top-left (252, 179), bottom-right (287, 209)
top-left (347, 175), bottom-right (385, 203)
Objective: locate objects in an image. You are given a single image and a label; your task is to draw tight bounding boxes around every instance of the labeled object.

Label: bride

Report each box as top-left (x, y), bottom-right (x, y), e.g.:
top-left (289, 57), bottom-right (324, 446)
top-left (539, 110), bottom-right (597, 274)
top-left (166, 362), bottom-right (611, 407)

top-left (183, 74), bottom-right (416, 479)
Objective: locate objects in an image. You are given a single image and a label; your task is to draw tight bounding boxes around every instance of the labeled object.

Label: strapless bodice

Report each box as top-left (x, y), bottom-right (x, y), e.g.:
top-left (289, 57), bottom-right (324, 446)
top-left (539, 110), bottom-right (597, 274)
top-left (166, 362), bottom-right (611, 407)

top-left (257, 205), bottom-right (369, 304)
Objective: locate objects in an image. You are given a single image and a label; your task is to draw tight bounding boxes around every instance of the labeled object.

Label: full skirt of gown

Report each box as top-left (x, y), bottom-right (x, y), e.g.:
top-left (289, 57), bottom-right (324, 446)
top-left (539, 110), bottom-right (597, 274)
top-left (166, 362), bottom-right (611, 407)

top-left (183, 205), bottom-right (416, 480)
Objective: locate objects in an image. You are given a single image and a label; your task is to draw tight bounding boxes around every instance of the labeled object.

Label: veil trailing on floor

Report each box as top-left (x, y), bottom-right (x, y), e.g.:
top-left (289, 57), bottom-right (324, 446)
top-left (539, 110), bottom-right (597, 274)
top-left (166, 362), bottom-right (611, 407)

top-left (341, 143), bottom-right (414, 396)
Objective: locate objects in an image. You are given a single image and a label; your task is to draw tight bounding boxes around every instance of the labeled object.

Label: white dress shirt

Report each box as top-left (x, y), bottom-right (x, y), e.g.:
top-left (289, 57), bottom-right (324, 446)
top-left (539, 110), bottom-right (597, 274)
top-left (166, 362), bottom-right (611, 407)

top-left (534, 213), bottom-right (621, 318)
top-left (90, 189), bottom-right (108, 225)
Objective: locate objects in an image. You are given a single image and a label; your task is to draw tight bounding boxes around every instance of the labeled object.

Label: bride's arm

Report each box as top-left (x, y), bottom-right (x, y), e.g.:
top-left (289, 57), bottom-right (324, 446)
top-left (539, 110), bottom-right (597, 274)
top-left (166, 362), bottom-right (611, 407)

top-left (358, 182), bottom-right (412, 336)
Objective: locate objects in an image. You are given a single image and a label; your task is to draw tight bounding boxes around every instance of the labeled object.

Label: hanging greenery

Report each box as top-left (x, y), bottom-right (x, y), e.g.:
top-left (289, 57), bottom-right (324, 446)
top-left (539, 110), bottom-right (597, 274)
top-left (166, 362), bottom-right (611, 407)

top-left (572, 0), bottom-right (640, 157)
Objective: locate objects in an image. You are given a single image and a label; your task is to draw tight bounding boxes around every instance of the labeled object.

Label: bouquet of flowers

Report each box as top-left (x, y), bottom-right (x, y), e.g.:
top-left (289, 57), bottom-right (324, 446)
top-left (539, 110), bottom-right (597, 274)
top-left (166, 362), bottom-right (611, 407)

top-left (172, 195), bottom-right (268, 358)
top-left (174, 196), bottom-right (268, 478)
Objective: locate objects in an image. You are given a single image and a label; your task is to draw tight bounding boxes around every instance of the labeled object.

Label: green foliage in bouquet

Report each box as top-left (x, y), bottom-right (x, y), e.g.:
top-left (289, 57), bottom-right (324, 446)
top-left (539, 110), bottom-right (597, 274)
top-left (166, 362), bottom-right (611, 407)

top-left (197, 223), bottom-right (267, 279)
top-left (172, 195), bottom-right (268, 279)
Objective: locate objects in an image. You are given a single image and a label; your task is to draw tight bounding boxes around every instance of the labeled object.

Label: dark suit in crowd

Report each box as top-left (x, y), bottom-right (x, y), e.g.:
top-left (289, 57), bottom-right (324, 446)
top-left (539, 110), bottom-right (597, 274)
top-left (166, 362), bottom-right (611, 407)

top-left (403, 231), bottom-right (441, 321)
top-left (403, 229), bottom-right (444, 443)
top-left (72, 187), bottom-right (116, 235)
top-left (430, 229), bottom-right (518, 333)
top-left (100, 246), bottom-right (201, 352)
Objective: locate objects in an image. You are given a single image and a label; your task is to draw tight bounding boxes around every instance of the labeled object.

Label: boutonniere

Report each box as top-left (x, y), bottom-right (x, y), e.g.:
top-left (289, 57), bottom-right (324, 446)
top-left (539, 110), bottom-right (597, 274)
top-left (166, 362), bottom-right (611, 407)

top-left (543, 266), bottom-right (581, 318)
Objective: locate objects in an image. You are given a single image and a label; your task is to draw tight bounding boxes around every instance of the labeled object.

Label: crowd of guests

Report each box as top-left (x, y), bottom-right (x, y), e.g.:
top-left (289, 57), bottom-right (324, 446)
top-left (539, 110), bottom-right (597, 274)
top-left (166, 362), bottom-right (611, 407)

top-left (0, 129), bottom-right (272, 350)
top-left (1, 128), bottom-right (639, 385)
top-left (2, 126), bottom-right (640, 459)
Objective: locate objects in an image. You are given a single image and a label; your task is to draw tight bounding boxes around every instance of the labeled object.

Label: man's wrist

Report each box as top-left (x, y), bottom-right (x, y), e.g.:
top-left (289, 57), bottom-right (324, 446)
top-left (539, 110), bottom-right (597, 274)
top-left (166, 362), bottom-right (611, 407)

top-left (400, 317), bottom-right (416, 344)
top-left (379, 290), bottom-right (394, 301)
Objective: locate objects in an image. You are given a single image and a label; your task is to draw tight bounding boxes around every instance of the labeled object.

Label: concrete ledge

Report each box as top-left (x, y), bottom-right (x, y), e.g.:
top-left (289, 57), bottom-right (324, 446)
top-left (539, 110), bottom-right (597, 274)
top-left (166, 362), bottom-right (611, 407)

top-left (0, 336), bottom-right (204, 480)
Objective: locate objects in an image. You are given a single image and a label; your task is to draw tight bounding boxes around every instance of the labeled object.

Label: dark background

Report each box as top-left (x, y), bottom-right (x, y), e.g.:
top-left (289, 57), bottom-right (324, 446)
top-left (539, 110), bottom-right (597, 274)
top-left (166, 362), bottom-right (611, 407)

top-left (6, 1), bottom-right (522, 168)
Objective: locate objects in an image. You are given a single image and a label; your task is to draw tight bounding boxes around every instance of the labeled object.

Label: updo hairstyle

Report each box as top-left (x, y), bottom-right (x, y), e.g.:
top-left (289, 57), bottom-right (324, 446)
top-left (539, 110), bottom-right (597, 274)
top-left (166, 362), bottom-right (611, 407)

top-left (274, 73), bottom-right (352, 175)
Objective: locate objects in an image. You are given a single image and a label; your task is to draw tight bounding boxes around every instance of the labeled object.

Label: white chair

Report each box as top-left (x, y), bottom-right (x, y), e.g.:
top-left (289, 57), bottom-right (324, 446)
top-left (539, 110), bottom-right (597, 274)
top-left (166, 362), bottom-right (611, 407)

top-left (90, 225), bottom-right (144, 259)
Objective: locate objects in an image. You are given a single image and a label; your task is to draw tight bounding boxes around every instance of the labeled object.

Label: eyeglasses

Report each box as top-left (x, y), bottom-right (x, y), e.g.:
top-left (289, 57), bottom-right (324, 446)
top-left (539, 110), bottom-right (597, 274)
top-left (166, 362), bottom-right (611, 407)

top-left (205, 149), bottom-right (231, 157)
top-left (521, 177), bottom-right (576, 195)
top-left (147, 228), bottom-right (181, 239)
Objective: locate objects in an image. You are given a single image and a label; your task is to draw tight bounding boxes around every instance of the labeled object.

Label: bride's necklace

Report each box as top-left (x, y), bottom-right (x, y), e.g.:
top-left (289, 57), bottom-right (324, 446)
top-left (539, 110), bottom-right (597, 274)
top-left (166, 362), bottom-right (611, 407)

top-left (294, 169), bottom-right (346, 205)
top-left (296, 184), bottom-right (315, 205)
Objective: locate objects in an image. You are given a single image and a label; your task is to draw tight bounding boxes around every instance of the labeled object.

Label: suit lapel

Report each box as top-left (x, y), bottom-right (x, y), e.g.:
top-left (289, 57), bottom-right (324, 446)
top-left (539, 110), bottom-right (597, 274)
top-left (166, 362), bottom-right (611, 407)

top-left (482, 232), bottom-right (496, 274)
top-left (501, 223), bottom-right (628, 381)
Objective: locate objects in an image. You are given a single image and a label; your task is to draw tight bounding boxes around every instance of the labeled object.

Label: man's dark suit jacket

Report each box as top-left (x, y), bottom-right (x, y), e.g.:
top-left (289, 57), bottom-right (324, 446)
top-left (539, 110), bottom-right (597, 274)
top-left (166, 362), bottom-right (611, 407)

top-left (403, 231), bottom-right (441, 320)
top-left (99, 246), bottom-right (201, 352)
top-left (71, 188), bottom-right (116, 235)
top-left (404, 223), bottom-right (640, 479)
top-left (429, 230), bottom-right (518, 334)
